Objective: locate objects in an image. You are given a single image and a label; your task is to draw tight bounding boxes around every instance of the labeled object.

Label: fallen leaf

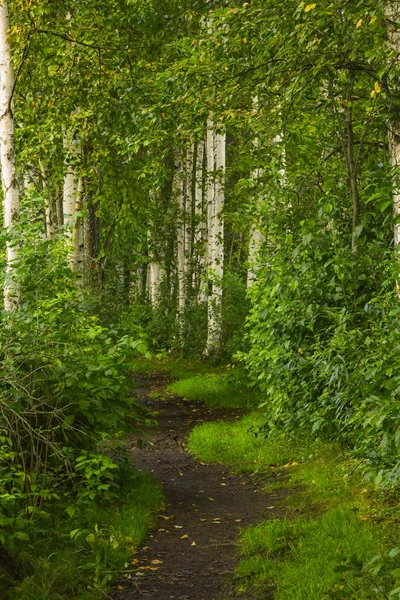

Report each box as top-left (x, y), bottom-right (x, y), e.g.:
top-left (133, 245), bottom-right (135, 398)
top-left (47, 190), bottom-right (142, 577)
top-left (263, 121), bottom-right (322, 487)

top-left (191, 541), bottom-right (196, 546)
top-left (118, 586), bottom-right (124, 590)
top-left (208, 497), bottom-right (215, 501)
top-left (151, 560), bottom-right (163, 565)
top-left (181, 534), bottom-right (189, 539)
top-left (235, 519), bottom-right (242, 522)
top-left (200, 518), bottom-right (207, 522)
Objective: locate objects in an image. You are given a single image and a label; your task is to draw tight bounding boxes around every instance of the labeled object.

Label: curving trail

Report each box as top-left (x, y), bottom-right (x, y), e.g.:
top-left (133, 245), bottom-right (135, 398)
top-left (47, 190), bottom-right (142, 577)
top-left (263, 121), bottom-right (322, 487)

top-left (113, 373), bottom-right (284, 600)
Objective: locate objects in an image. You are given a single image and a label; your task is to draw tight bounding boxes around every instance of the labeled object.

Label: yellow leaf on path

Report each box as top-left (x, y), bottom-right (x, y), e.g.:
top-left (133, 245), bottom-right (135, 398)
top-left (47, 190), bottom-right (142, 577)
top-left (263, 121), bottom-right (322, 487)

top-left (375, 81), bottom-right (381, 94)
top-left (208, 497), bottom-right (215, 501)
top-left (118, 586), bottom-right (124, 590)
top-left (200, 518), bottom-right (207, 522)
top-left (181, 534), bottom-right (189, 539)
top-left (305, 4), bottom-right (316, 12)
top-left (158, 515), bottom-right (171, 520)
top-left (370, 15), bottom-right (377, 25)
top-left (151, 560), bottom-right (163, 565)
top-left (191, 541), bottom-right (196, 546)
top-left (356, 19), bottom-right (363, 29)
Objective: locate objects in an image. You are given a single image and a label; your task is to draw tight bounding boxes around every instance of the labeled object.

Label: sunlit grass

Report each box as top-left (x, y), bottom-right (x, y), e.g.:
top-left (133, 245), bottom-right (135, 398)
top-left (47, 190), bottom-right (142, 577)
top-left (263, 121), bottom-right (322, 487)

top-left (167, 373), bottom-right (260, 409)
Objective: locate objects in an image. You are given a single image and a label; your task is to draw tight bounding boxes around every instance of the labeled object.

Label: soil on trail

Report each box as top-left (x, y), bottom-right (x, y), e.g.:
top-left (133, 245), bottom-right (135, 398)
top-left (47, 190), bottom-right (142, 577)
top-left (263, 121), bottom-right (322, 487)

top-left (113, 373), bottom-right (284, 600)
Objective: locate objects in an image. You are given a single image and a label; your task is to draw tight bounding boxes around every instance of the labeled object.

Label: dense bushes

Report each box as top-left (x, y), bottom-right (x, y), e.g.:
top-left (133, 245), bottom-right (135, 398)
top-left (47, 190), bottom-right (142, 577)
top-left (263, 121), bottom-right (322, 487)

top-left (241, 208), bottom-right (400, 485)
top-left (0, 200), bottom-right (153, 594)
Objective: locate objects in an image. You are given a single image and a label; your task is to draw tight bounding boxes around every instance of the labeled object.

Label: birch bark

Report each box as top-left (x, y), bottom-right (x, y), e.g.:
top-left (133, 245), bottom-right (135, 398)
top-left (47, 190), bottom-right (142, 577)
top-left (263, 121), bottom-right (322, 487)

top-left (247, 98), bottom-right (263, 288)
top-left (63, 130), bottom-right (82, 271)
top-left (204, 118), bottom-right (225, 356)
top-left (194, 140), bottom-right (206, 299)
top-left (0, 2), bottom-right (19, 310)
top-left (40, 161), bottom-right (54, 239)
top-left (174, 151), bottom-right (186, 315)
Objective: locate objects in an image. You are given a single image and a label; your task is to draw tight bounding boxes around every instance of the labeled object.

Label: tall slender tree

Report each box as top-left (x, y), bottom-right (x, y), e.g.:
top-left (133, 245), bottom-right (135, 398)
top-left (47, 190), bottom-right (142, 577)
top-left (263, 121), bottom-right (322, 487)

top-left (0, 1), bottom-right (19, 310)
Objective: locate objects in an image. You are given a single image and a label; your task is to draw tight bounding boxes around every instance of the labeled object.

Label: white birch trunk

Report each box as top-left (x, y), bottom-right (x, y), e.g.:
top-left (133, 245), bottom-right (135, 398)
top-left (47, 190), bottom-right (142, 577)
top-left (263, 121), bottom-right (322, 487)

top-left (63, 131), bottom-right (81, 271)
top-left (194, 140), bottom-right (206, 299)
top-left (184, 145), bottom-right (193, 286)
top-left (174, 151), bottom-right (186, 315)
top-left (0, 2), bottom-right (19, 310)
top-left (71, 176), bottom-right (83, 274)
top-left (247, 98), bottom-right (263, 288)
top-left (204, 118), bottom-right (225, 356)
top-left (40, 161), bottom-right (54, 238)
top-left (386, 2), bottom-right (400, 250)
top-left (148, 262), bottom-right (163, 305)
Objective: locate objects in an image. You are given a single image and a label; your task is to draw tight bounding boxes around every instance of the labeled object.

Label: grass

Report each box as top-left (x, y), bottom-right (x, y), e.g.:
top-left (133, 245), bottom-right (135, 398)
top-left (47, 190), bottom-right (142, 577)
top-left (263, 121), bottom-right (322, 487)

top-left (181, 370), bottom-right (400, 599)
top-left (132, 356), bottom-right (220, 380)
top-left (167, 372), bottom-right (260, 409)
top-left (236, 509), bottom-right (392, 599)
top-left (4, 469), bottom-right (163, 600)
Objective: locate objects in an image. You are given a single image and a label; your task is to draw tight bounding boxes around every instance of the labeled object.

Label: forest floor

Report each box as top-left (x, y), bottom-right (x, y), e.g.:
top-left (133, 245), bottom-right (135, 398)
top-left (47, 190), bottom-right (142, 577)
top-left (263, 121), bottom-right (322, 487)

top-left (112, 372), bottom-right (287, 600)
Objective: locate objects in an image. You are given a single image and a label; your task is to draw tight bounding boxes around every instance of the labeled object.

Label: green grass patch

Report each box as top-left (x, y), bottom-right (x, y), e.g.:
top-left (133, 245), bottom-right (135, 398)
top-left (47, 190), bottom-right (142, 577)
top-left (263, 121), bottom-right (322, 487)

top-left (133, 357), bottom-right (220, 380)
top-left (167, 372), bottom-right (259, 409)
top-left (236, 509), bottom-right (394, 599)
top-left (187, 410), bottom-right (400, 598)
top-left (4, 469), bottom-right (163, 600)
top-left (188, 412), bottom-right (301, 468)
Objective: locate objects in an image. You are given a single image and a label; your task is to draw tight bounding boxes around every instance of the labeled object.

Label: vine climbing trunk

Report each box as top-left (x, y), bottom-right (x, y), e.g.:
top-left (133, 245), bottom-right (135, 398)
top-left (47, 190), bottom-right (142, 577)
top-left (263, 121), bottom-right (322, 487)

top-left (0, 1), bottom-right (19, 311)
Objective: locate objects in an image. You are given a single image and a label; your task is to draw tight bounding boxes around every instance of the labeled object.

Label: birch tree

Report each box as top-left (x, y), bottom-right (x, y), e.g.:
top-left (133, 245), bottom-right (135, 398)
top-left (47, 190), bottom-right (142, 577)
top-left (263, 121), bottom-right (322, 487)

top-left (204, 119), bottom-right (225, 356)
top-left (0, 1), bottom-right (19, 311)
top-left (63, 129), bottom-right (83, 273)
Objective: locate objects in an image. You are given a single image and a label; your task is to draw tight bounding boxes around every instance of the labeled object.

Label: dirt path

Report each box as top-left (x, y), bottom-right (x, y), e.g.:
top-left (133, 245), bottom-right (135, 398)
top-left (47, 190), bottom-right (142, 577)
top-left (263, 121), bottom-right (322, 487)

top-left (113, 373), bottom-right (284, 600)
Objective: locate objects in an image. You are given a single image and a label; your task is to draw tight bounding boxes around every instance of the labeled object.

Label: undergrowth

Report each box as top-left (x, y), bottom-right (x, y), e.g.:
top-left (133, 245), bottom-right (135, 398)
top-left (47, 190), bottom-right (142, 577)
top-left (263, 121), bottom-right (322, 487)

top-left (185, 371), bottom-right (400, 599)
top-left (4, 466), bottom-right (163, 599)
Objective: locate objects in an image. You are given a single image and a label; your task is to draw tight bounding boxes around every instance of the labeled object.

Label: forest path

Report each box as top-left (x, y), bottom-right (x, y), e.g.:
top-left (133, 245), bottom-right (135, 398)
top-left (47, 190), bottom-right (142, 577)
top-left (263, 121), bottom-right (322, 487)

top-left (112, 372), bottom-right (285, 600)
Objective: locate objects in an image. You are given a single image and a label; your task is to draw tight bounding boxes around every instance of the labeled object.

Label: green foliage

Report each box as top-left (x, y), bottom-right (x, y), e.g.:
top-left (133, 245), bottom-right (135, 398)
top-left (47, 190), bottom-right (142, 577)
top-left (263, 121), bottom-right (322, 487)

top-left (0, 205), bottom-right (155, 596)
top-left (5, 468), bottom-right (163, 599)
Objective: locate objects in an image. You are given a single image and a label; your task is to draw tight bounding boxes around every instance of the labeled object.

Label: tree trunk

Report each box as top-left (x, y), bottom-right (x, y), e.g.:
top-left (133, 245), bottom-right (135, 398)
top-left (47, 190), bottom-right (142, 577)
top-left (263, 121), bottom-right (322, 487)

top-left (194, 140), bottom-right (206, 298)
top-left (344, 72), bottom-right (360, 256)
top-left (0, 2), bottom-right (20, 310)
top-left (63, 130), bottom-right (82, 271)
top-left (386, 1), bottom-right (400, 251)
top-left (83, 197), bottom-right (100, 290)
top-left (204, 118), bottom-right (225, 357)
top-left (247, 97), bottom-right (263, 288)
top-left (174, 151), bottom-right (186, 316)
top-left (40, 161), bottom-right (54, 239)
